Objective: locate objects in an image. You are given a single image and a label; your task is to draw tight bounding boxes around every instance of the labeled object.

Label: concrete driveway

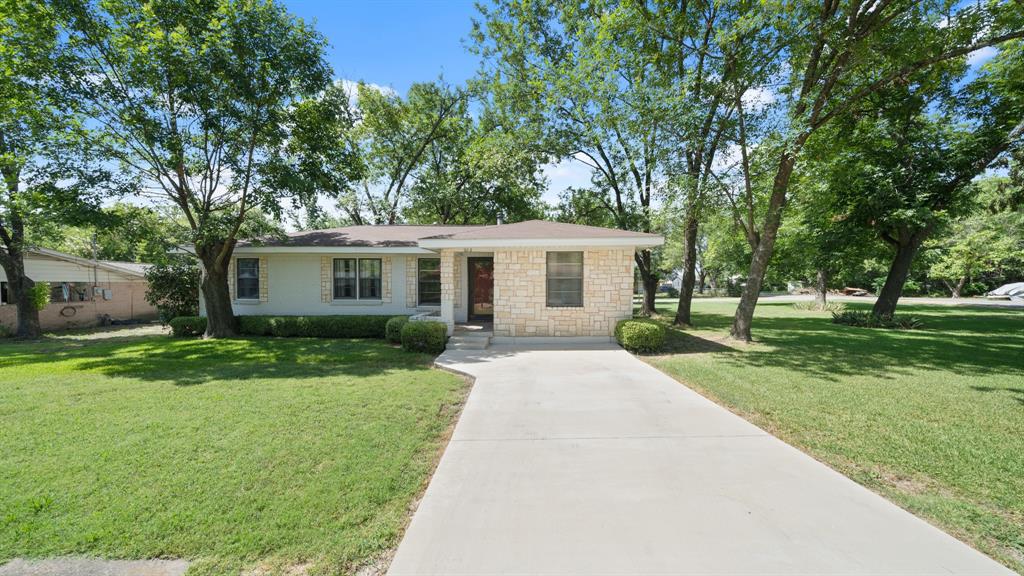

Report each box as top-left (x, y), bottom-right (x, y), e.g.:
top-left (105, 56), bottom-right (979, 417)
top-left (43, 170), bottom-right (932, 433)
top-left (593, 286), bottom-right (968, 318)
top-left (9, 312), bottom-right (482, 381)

top-left (387, 345), bottom-right (1013, 576)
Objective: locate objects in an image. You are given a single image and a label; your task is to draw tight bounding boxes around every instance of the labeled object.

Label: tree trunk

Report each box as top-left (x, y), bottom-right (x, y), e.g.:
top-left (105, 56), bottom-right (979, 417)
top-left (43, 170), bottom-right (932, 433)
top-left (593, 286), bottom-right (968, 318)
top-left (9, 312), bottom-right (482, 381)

top-left (815, 269), bottom-right (829, 308)
top-left (196, 242), bottom-right (238, 338)
top-left (871, 232), bottom-right (926, 317)
top-left (730, 152), bottom-right (796, 341)
top-left (674, 214), bottom-right (699, 326)
top-left (0, 211), bottom-right (41, 339)
top-left (641, 274), bottom-right (658, 316)
top-left (636, 249), bottom-right (658, 316)
top-left (951, 275), bottom-right (967, 299)
top-left (0, 256), bottom-right (42, 339)
top-left (697, 269), bottom-right (706, 294)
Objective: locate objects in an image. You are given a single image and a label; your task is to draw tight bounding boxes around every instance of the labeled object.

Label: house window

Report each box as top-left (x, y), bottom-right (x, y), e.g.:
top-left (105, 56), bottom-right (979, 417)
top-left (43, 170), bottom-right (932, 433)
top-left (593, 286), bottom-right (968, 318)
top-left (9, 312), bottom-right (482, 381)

top-left (0, 281), bottom-right (8, 305)
top-left (333, 258), bottom-right (357, 299)
top-left (546, 251), bottom-right (584, 307)
top-left (333, 258), bottom-right (382, 300)
top-left (417, 258), bottom-right (441, 306)
top-left (49, 282), bottom-right (91, 303)
top-left (236, 258), bottom-right (260, 300)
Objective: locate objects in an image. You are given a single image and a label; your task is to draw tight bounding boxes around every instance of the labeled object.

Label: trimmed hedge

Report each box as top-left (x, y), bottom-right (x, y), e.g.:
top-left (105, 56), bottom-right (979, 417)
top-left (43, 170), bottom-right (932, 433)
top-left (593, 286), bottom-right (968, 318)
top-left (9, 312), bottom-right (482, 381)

top-left (385, 316), bottom-right (410, 344)
top-left (615, 318), bottom-right (666, 353)
top-left (236, 315), bottom-right (396, 339)
top-left (400, 321), bottom-right (447, 354)
top-left (169, 316), bottom-right (207, 337)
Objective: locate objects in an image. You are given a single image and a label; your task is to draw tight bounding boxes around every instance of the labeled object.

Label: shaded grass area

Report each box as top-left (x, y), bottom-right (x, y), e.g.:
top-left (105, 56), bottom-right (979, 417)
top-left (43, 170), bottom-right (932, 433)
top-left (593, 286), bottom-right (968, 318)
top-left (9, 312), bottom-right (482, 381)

top-left (642, 300), bottom-right (1024, 572)
top-left (0, 332), bottom-right (468, 575)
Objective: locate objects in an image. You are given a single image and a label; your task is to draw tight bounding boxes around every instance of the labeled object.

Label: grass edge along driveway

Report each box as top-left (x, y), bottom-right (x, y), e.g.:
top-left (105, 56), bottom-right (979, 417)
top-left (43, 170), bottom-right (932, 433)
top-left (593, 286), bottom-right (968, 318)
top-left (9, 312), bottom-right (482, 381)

top-left (641, 299), bottom-right (1024, 574)
top-left (0, 331), bottom-right (469, 576)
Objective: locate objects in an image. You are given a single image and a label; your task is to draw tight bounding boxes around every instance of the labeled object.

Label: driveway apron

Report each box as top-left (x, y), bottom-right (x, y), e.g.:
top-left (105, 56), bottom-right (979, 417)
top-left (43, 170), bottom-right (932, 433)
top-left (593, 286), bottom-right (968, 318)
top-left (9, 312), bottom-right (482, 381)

top-left (387, 344), bottom-right (1013, 576)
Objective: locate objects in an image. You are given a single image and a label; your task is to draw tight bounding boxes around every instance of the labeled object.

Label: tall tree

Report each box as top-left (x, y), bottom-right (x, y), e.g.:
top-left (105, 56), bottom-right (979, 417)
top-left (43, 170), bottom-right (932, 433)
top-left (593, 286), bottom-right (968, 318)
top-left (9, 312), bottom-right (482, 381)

top-left (722, 1), bottom-right (1023, 340)
top-left (405, 110), bottom-right (547, 224)
top-left (472, 0), bottom-right (674, 315)
top-left (348, 82), bottom-right (463, 224)
top-left (825, 40), bottom-right (1023, 315)
top-left (64, 0), bottom-right (331, 337)
top-left (41, 204), bottom-right (187, 265)
top-left (0, 0), bottom-right (116, 338)
top-left (633, 0), bottom-right (771, 326)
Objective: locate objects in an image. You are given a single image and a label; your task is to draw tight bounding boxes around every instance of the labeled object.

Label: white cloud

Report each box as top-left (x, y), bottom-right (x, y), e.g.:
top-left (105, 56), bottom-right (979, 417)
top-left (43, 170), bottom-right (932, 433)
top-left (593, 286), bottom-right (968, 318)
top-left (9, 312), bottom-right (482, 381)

top-left (541, 156), bottom-right (595, 203)
top-left (741, 87), bottom-right (776, 111)
top-left (334, 78), bottom-right (398, 105)
top-left (966, 46), bottom-right (998, 67)
top-left (711, 143), bottom-right (742, 173)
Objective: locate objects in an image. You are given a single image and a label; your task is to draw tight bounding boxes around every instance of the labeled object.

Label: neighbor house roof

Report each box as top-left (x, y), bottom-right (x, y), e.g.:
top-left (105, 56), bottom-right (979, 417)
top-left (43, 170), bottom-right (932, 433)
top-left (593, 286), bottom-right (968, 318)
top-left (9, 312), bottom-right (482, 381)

top-left (28, 247), bottom-right (151, 279)
top-left (239, 220), bottom-right (663, 251)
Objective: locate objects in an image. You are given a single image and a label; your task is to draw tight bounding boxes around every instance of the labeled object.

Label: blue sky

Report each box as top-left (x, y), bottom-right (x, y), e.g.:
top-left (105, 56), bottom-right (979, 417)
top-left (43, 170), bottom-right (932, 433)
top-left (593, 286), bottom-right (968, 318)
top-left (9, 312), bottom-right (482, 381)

top-left (281, 0), bottom-right (593, 201)
top-left (283, 0), bottom-right (480, 94)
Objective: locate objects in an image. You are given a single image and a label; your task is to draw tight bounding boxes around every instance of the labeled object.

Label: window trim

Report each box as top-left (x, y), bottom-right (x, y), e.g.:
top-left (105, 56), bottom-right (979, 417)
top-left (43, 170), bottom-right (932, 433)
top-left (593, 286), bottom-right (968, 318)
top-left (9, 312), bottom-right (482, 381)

top-left (236, 257), bottom-right (260, 301)
top-left (332, 257), bottom-right (382, 301)
top-left (416, 257), bottom-right (442, 307)
top-left (545, 251), bottom-right (584, 308)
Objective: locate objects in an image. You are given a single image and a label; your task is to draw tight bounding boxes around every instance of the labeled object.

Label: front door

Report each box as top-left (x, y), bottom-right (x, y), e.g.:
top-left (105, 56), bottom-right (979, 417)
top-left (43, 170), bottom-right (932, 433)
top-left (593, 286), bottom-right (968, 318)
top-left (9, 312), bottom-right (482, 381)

top-left (468, 257), bottom-right (494, 319)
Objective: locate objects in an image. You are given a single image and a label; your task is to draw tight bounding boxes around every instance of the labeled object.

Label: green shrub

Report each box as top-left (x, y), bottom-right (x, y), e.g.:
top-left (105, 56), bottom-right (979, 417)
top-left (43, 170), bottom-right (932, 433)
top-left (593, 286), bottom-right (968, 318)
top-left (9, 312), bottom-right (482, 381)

top-left (615, 318), bottom-right (666, 353)
top-left (831, 311), bottom-right (923, 330)
top-left (237, 315), bottom-right (272, 335)
top-left (792, 300), bottom-right (847, 313)
top-left (235, 315), bottom-right (393, 339)
top-left (0, 323), bottom-right (12, 338)
top-left (169, 316), bottom-right (207, 337)
top-left (385, 316), bottom-right (410, 344)
top-left (28, 282), bottom-right (49, 311)
top-left (145, 260), bottom-right (200, 324)
top-left (400, 321), bottom-right (447, 354)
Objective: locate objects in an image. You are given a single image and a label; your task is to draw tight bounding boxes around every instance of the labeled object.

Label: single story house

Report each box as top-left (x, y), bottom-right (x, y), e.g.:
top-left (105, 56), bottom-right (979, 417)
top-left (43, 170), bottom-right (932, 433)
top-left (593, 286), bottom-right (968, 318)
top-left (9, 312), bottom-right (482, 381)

top-left (0, 248), bottom-right (158, 333)
top-left (212, 220), bottom-right (663, 341)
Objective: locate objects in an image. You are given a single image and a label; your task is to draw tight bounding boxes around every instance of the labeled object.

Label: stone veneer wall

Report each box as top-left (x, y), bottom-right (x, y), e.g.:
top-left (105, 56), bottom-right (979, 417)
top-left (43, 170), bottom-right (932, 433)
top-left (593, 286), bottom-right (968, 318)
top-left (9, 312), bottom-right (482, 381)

top-left (492, 247), bottom-right (634, 337)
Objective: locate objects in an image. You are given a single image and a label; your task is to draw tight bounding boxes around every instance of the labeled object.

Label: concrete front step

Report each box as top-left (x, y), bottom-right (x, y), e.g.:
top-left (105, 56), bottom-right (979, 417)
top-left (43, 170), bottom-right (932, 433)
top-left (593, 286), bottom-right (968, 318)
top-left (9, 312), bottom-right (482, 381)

top-left (448, 334), bottom-right (491, 350)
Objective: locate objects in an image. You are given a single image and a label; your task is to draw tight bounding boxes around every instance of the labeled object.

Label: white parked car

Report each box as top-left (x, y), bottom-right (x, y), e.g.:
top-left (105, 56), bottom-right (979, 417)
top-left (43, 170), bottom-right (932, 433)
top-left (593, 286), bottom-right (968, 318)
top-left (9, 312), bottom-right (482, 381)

top-left (987, 282), bottom-right (1024, 301)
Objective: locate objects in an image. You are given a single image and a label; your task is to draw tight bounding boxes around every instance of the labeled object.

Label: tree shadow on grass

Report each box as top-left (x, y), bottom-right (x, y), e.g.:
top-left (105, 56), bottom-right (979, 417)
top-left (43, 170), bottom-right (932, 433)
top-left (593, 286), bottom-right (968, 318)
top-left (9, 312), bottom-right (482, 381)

top-left (659, 324), bottom-right (736, 355)
top-left (971, 386), bottom-right (1024, 407)
top-left (652, 302), bottom-right (1024, 382)
top-left (0, 336), bottom-right (437, 386)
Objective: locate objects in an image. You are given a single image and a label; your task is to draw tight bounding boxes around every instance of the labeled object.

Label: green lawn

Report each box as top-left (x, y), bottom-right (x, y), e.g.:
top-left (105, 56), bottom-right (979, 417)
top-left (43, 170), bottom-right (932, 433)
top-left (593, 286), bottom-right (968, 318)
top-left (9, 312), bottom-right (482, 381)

top-left (642, 300), bottom-right (1024, 572)
top-left (0, 329), bottom-right (468, 575)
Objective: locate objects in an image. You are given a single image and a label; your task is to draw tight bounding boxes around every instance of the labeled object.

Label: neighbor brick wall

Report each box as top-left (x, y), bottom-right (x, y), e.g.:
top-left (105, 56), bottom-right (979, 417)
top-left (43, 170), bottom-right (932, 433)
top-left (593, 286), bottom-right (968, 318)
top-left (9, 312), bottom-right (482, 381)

top-left (492, 247), bottom-right (634, 337)
top-left (0, 281), bottom-right (157, 333)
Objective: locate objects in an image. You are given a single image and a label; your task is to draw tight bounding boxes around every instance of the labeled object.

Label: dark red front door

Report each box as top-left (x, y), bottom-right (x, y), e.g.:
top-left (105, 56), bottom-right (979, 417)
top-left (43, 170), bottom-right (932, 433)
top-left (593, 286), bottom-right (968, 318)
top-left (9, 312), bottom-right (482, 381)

top-left (468, 258), bottom-right (493, 319)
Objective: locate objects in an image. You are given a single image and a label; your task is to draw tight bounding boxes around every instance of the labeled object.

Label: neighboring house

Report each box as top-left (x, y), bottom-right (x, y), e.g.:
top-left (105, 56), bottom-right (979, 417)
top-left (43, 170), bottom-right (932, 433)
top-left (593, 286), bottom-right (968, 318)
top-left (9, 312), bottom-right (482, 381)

top-left (0, 248), bottom-right (158, 333)
top-left (210, 220), bottom-right (663, 341)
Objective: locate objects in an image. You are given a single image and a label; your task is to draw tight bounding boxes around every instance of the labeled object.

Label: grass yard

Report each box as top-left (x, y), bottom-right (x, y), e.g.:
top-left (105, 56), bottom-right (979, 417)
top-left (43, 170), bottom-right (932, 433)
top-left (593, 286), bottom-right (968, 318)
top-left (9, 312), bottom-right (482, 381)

top-left (0, 329), bottom-right (468, 575)
top-left (642, 299), bottom-right (1024, 572)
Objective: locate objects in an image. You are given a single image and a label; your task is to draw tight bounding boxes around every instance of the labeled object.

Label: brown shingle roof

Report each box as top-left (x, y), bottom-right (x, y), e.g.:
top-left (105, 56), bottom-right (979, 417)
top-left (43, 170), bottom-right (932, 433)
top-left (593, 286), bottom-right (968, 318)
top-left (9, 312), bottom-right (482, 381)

top-left (419, 220), bottom-right (661, 241)
top-left (241, 220), bottom-right (660, 248)
top-left (241, 225), bottom-right (490, 248)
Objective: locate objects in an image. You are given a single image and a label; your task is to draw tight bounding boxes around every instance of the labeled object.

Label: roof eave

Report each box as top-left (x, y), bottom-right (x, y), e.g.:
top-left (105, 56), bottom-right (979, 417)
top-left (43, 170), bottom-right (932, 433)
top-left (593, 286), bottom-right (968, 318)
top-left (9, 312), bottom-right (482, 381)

top-left (416, 236), bottom-right (665, 250)
top-left (232, 245), bottom-right (437, 254)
